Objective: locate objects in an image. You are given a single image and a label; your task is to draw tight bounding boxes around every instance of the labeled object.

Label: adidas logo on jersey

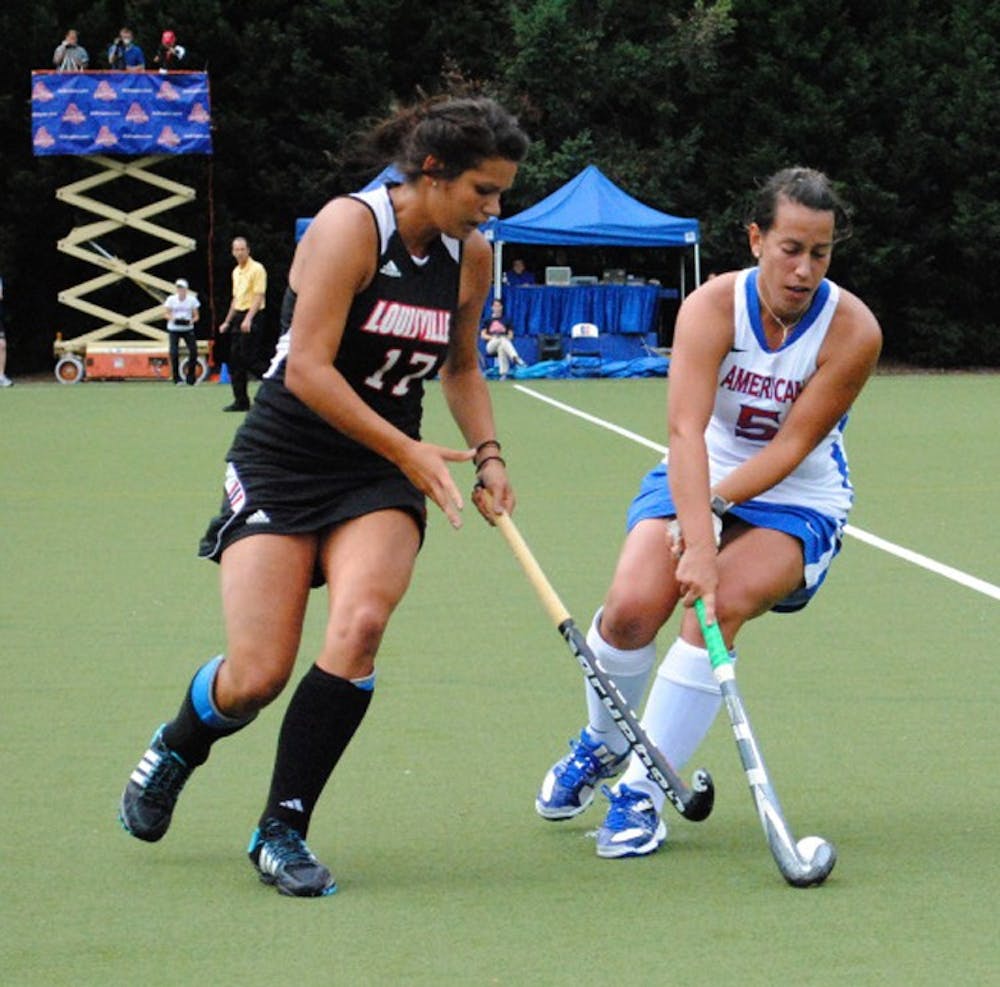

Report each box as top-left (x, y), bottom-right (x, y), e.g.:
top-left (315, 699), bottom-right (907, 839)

top-left (379, 259), bottom-right (403, 278)
top-left (245, 509), bottom-right (271, 525)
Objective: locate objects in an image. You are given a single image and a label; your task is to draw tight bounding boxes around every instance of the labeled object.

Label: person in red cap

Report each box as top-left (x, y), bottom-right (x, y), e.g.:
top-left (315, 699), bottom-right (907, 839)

top-left (154, 29), bottom-right (186, 72)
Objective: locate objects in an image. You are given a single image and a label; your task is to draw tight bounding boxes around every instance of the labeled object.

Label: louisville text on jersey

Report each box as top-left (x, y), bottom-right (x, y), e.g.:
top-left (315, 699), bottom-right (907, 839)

top-left (360, 300), bottom-right (451, 345)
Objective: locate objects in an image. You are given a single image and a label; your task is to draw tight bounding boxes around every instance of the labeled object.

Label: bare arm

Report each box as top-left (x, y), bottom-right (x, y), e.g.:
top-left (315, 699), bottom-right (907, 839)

top-left (667, 276), bottom-right (737, 619)
top-left (218, 299), bottom-right (237, 332)
top-left (440, 233), bottom-right (514, 521)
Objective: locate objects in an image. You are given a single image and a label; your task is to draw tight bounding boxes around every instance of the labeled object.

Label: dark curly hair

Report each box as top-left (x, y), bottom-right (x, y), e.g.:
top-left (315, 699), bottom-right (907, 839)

top-left (366, 96), bottom-right (529, 181)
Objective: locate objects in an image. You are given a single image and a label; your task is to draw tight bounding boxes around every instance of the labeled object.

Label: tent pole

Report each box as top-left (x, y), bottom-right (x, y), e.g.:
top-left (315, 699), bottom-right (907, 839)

top-left (494, 240), bottom-right (504, 302)
top-left (694, 243), bottom-right (702, 287)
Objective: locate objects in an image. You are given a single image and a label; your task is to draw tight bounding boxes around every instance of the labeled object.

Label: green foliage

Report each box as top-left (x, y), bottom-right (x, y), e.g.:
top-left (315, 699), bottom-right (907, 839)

top-left (2, 0), bottom-right (999, 371)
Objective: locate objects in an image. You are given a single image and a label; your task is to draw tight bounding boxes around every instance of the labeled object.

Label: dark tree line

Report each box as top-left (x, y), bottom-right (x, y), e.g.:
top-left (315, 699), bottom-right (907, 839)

top-left (2, 0), bottom-right (998, 373)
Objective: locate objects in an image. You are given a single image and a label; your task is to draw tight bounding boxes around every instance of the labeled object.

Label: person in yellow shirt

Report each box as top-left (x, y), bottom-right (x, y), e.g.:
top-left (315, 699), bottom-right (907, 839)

top-left (219, 237), bottom-right (268, 411)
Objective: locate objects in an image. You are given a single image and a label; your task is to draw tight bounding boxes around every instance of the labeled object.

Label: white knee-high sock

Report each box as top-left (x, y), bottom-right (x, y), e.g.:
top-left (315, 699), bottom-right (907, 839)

top-left (583, 610), bottom-right (656, 756)
top-left (619, 637), bottom-right (723, 813)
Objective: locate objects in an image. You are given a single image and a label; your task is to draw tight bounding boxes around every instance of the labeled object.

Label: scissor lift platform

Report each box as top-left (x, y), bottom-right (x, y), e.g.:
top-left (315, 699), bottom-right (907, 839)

top-left (52, 154), bottom-right (203, 382)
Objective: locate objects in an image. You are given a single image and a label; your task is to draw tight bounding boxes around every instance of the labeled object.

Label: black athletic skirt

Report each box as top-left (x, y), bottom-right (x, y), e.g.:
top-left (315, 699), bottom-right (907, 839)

top-left (198, 457), bottom-right (427, 587)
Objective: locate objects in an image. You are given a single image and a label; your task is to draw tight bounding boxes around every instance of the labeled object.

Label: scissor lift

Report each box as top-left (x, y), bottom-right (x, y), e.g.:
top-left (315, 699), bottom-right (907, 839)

top-left (52, 154), bottom-right (209, 383)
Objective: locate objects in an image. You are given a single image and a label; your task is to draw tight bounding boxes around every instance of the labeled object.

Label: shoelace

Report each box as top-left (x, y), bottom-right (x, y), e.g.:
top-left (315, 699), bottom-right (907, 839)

top-left (557, 738), bottom-right (608, 788)
top-left (262, 826), bottom-right (315, 868)
top-left (144, 749), bottom-right (191, 805)
top-left (601, 785), bottom-right (652, 828)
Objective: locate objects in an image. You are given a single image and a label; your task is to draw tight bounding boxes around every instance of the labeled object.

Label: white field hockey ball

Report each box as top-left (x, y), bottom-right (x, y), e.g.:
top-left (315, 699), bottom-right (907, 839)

top-left (796, 835), bottom-right (827, 860)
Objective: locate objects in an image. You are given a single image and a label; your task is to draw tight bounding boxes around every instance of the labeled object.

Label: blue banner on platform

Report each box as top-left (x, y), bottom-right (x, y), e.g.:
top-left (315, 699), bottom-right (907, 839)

top-left (31, 71), bottom-right (213, 156)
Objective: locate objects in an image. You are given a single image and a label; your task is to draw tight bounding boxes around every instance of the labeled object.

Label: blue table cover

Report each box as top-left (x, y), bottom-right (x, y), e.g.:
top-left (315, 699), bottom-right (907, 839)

top-left (502, 284), bottom-right (663, 335)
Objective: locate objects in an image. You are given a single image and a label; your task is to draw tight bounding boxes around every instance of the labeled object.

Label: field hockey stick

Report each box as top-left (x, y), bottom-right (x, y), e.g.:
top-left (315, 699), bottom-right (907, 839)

top-left (491, 507), bottom-right (714, 821)
top-left (694, 599), bottom-right (836, 886)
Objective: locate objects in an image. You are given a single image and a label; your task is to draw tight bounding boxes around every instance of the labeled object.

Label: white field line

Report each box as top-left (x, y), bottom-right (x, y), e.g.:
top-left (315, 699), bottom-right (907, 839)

top-left (513, 383), bottom-right (1000, 602)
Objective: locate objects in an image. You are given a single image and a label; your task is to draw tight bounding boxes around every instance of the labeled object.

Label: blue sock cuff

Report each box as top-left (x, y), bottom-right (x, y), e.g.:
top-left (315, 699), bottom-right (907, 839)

top-left (350, 671), bottom-right (376, 692)
top-left (191, 655), bottom-right (253, 729)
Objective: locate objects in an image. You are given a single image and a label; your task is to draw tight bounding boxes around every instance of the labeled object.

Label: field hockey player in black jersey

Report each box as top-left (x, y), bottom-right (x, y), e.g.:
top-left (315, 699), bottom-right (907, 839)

top-left (119, 96), bottom-right (529, 897)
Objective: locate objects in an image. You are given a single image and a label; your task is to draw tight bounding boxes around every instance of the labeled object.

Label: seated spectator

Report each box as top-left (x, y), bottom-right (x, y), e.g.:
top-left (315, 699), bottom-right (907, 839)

top-left (53, 29), bottom-right (89, 71)
top-left (108, 27), bottom-right (145, 71)
top-left (480, 299), bottom-right (526, 379)
top-left (153, 30), bottom-right (187, 72)
top-left (503, 257), bottom-right (536, 288)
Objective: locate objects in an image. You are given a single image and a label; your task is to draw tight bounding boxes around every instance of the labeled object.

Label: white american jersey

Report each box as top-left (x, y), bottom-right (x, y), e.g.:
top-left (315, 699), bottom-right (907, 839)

top-left (705, 267), bottom-right (853, 519)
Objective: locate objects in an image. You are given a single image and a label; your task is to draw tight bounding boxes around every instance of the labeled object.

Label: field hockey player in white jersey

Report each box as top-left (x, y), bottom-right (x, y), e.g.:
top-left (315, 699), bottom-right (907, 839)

top-left (119, 96), bottom-right (529, 896)
top-left (536, 167), bottom-right (882, 858)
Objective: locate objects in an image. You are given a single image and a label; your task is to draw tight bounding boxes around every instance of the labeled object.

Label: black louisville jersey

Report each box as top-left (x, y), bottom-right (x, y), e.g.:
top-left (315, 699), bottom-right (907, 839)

top-left (230, 185), bottom-right (463, 474)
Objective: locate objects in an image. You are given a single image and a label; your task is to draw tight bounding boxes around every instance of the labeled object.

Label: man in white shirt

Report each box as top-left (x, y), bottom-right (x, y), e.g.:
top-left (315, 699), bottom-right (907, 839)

top-left (163, 278), bottom-right (201, 385)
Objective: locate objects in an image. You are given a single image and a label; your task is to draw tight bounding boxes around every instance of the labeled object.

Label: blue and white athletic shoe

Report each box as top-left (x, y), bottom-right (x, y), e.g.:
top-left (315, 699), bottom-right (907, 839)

top-left (536, 729), bottom-right (628, 820)
top-left (248, 818), bottom-right (337, 898)
top-left (119, 726), bottom-right (193, 842)
top-left (595, 784), bottom-right (667, 858)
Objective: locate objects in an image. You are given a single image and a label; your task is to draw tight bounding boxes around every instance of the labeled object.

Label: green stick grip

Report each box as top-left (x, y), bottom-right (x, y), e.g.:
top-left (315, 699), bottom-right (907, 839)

top-left (694, 599), bottom-right (732, 671)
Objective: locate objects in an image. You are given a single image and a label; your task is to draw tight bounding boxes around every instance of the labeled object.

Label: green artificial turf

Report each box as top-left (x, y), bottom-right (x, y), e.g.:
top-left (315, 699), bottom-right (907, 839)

top-left (1, 374), bottom-right (996, 985)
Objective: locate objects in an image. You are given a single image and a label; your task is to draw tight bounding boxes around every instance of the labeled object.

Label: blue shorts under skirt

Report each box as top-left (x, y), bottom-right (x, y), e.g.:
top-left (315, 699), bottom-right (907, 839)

top-left (625, 463), bottom-right (845, 613)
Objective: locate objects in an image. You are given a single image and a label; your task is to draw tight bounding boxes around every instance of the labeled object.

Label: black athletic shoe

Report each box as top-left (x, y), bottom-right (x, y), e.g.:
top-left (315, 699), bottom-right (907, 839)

top-left (248, 818), bottom-right (337, 897)
top-left (222, 401), bottom-right (250, 412)
top-left (119, 726), bottom-right (193, 842)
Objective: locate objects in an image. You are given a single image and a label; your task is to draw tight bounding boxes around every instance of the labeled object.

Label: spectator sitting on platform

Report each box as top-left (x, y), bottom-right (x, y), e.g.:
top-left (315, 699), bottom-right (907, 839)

top-left (108, 27), bottom-right (145, 71)
top-left (53, 29), bottom-right (89, 71)
top-left (503, 257), bottom-right (536, 288)
top-left (153, 30), bottom-right (187, 72)
top-left (480, 299), bottom-right (526, 379)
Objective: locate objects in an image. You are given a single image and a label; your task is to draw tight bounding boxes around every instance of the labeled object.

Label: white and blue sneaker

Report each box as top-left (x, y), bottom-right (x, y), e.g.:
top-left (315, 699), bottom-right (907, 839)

top-left (536, 729), bottom-right (628, 820)
top-left (595, 784), bottom-right (667, 858)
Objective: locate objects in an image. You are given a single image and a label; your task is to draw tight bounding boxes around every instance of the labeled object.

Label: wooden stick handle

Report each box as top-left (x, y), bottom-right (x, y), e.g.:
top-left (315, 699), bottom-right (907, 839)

top-left (492, 510), bottom-right (571, 627)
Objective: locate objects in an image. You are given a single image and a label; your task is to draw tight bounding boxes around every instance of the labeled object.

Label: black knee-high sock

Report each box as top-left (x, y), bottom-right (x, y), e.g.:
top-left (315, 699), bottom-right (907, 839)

top-left (260, 665), bottom-right (373, 837)
top-left (161, 655), bottom-right (256, 767)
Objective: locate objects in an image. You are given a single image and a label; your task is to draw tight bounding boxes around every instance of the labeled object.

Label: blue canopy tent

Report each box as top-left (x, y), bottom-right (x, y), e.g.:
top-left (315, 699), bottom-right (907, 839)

top-left (486, 164), bottom-right (701, 298)
top-left (482, 165), bottom-right (699, 370)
